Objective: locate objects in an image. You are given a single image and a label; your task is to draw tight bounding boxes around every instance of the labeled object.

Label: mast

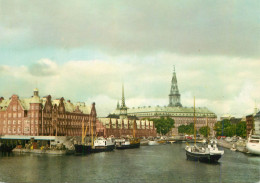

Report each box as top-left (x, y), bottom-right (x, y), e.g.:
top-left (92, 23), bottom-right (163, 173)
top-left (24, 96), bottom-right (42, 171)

top-left (133, 120), bottom-right (136, 138)
top-left (82, 118), bottom-right (84, 144)
top-left (194, 96), bottom-right (196, 145)
top-left (206, 115), bottom-right (208, 140)
top-left (91, 115), bottom-right (94, 148)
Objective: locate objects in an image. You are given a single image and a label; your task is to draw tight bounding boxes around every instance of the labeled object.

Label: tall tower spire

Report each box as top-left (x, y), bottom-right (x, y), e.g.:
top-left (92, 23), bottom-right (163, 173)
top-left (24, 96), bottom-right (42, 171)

top-left (168, 66), bottom-right (182, 107)
top-left (120, 84), bottom-right (127, 119)
top-left (121, 84), bottom-right (126, 108)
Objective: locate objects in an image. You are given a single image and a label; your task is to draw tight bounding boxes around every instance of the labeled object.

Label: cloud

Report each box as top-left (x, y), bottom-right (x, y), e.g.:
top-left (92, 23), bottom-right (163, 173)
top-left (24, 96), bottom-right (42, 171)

top-left (29, 59), bottom-right (58, 76)
top-left (0, 54), bottom-right (259, 117)
top-left (0, 0), bottom-right (259, 58)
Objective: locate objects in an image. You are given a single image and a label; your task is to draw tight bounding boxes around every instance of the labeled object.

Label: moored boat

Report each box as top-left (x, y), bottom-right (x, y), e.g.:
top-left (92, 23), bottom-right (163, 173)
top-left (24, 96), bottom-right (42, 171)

top-left (246, 134), bottom-right (260, 155)
top-left (148, 139), bottom-right (159, 146)
top-left (74, 144), bottom-right (92, 154)
top-left (91, 137), bottom-right (115, 153)
top-left (116, 138), bottom-right (140, 149)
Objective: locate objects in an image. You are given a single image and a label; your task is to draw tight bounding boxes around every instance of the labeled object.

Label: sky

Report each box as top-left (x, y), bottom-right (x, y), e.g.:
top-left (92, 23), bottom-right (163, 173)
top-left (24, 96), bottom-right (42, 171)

top-left (0, 0), bottom-right (259, 118)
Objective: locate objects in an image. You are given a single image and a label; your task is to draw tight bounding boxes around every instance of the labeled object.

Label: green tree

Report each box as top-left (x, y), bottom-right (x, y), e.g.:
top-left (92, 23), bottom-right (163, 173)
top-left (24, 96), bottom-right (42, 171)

top-left (199, 126), bottom-right (210, 137)
top-left (236, 121), bottom-right (247, 138)
top-left (178, 123), bottom-right (194, 135)
top-left (151, 117), bottom-right (175, 135)
top-left (214, 119), bottom-right (232, 137)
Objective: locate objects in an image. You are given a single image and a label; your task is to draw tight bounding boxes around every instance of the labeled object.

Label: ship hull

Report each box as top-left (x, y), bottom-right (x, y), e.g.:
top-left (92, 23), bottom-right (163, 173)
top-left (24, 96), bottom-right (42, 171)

top-left (74, 144), bottom-right (92, 154)
top-left (116, 143), bottom-right (140, 150)
top-left (91, 145), bottom-right (115, 153)
top-left (185, 150), bottom-right (222, 163)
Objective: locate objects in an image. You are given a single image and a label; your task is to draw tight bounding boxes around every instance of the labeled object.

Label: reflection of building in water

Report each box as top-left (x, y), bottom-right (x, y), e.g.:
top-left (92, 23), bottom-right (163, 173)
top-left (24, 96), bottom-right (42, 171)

top-left (96, 85), bottom-right (157, 137)
top-left (110, 67), bottom-right (217, 136)
top-left (0, 88), bottom-right (96, 136)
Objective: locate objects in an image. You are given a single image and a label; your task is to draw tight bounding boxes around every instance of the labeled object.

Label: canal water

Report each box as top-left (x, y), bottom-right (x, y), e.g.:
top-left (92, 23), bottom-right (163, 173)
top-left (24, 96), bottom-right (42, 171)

top-left (0, 143), bottom-right (259, 183)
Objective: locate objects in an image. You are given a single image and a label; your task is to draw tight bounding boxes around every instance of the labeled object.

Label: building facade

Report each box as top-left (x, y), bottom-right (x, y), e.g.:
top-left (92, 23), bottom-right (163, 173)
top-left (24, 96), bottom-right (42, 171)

top-left (96, 118), bottom-right (156, 138)
top-left (110, 68), bottom-right (217, 136)
top-left (0, 89), bottom-right (96, 137)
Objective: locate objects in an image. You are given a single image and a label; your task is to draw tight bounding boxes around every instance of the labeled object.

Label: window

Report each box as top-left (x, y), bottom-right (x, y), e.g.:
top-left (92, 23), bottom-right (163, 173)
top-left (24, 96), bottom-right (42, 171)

top-left (3, 120), bottom-right (6, 124)
top-left (13, 113), bottom-right (17, 118)
top-left (18, 127), bottom-right (21, 133)
top-left (35, 106), bottom-right (39, 110)
top-left (35, 113), bottom-right (38, 117)
top-left (4, 114), bottom-right (6, 117)
top-left (32, 113), bottom-right (34, 117)
top-left (31, 106), bottom-right (34, 110)
top-left (8, 113), bottom-right (11, 117)
top-left (18, 120), bottom-right (21, 124)
top-left (8, 127), bottom-right (11, 133)
top-left (13, 106), bottom-right (16, 111)
top-left (8, 120), bottom-right (11, 124)
top-left (13, 128), bottom-right (16, 133)
top-left (18, 113), bottom-right (21, 117)
top-left (13, 120), bottom-right (16, 125)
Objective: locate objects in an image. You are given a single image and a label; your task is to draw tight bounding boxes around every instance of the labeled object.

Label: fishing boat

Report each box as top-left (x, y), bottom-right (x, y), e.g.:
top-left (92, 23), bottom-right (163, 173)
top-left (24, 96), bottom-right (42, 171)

top-left (246, 133), bottom-right (260, 155)
top-left (185, 97), bottom-right (224, 163)
top-left (91, 137), bottom-right (115, 152)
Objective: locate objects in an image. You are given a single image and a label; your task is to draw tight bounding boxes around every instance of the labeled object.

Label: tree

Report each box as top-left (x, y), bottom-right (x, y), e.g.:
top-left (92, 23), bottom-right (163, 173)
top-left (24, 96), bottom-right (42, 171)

top-left (199, 126), bottom-right (210, 137)
top-left (178, 123), bottom-right (194, 135)
top-left (236, 121), bottom-right (247, 138)
top-left (214, 119), bottom-right (232, 136)
top-left (214, 119), bottom-right (246, 138)
top-left (150, 117), bottom-right (175, 135)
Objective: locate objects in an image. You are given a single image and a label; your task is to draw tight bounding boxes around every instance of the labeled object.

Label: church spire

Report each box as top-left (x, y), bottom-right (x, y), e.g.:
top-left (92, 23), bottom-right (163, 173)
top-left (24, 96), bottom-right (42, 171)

top-left (120, 84), bottom-right (127, 119)
top-left (168, 66), bottom-right (182, 107)
top-left (121, 84), bottom-right (126, 108)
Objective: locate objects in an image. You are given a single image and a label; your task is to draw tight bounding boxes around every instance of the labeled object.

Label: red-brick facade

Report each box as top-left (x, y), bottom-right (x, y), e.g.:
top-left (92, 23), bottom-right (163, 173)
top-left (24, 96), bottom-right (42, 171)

top-left (0, 89), bottom-right (96, 136)
top-left (96, 118), bottom-right (157, 138)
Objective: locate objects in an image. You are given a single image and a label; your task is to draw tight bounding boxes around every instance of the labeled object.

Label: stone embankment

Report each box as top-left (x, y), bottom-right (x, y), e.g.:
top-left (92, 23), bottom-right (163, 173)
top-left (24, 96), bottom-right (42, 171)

top-left (217, 139), bottom-right (248, 153)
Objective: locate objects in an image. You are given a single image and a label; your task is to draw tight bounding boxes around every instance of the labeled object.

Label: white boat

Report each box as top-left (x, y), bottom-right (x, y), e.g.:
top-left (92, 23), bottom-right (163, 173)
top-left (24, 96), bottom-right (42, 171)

top-left (91, 137), bottom-right (115, 152)
top-left (148, 140), bottom-right (159, 146)
top-left (246, 134), bottom-right (260, 155)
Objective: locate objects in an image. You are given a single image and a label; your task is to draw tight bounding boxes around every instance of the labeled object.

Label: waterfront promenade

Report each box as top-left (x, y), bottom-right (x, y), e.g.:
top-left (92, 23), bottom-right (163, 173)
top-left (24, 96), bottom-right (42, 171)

top-left (0, 143), bottom-right (259, 183)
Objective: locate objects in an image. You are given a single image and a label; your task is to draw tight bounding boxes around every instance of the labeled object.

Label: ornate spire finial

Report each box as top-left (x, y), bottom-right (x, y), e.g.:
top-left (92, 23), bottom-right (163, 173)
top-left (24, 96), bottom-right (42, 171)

top-left (173, 65), bottom-right (175, 72)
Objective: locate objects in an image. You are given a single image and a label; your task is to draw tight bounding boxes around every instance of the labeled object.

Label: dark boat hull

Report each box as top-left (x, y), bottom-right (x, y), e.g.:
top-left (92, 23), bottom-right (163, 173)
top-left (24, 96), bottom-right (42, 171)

top-left (91, 145), bottom-right (115, 153)
top-left (186, 150), bottom-right (222, 163)
top-left (74, 144), bottom-right (92, 154)
top-left (116, 143), bottom-right (140, 150)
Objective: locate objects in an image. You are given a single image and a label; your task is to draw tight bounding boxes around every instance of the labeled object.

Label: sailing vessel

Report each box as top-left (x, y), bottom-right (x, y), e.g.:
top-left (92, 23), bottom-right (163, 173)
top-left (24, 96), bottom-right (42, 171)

top-left (74, 118), bottom-right (92, 154)
top-left (116, 120), bottom-right (140, 149)
top-left (185, 97), bottom-right (224, 163)
top-left (246, 133), bottom-right (260, 155)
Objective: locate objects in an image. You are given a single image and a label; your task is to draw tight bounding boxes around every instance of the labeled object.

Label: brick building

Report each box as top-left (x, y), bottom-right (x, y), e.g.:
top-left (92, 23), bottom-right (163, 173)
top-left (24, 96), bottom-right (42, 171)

top-left (0, 89), bottom-right (96, 136)
top-left (96, 118), bottom-right (156, 138)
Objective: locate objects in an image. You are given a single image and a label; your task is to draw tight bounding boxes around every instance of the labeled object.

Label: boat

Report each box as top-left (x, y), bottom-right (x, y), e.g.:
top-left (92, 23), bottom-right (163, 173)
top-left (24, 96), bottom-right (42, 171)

top-left (115, 120), bottom-right (140, 150)
top-left (91, 137), bottom-right (115, 153)
top-left (246, 134), bottom-right (260, 155)
top-left (148, 139), bottom-right (159, 146)
top-left (115, 138), bottom-right (140, 149)
top-left (74, 118), bottom-right (92, 154)
top-left (185, 97), bottom-right (224, 163)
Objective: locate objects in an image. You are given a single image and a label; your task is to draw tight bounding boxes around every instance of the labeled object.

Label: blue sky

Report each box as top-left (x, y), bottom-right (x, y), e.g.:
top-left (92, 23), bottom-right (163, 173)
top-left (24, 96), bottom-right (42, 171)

top-left (0, 0), bottom-right (259, 117)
